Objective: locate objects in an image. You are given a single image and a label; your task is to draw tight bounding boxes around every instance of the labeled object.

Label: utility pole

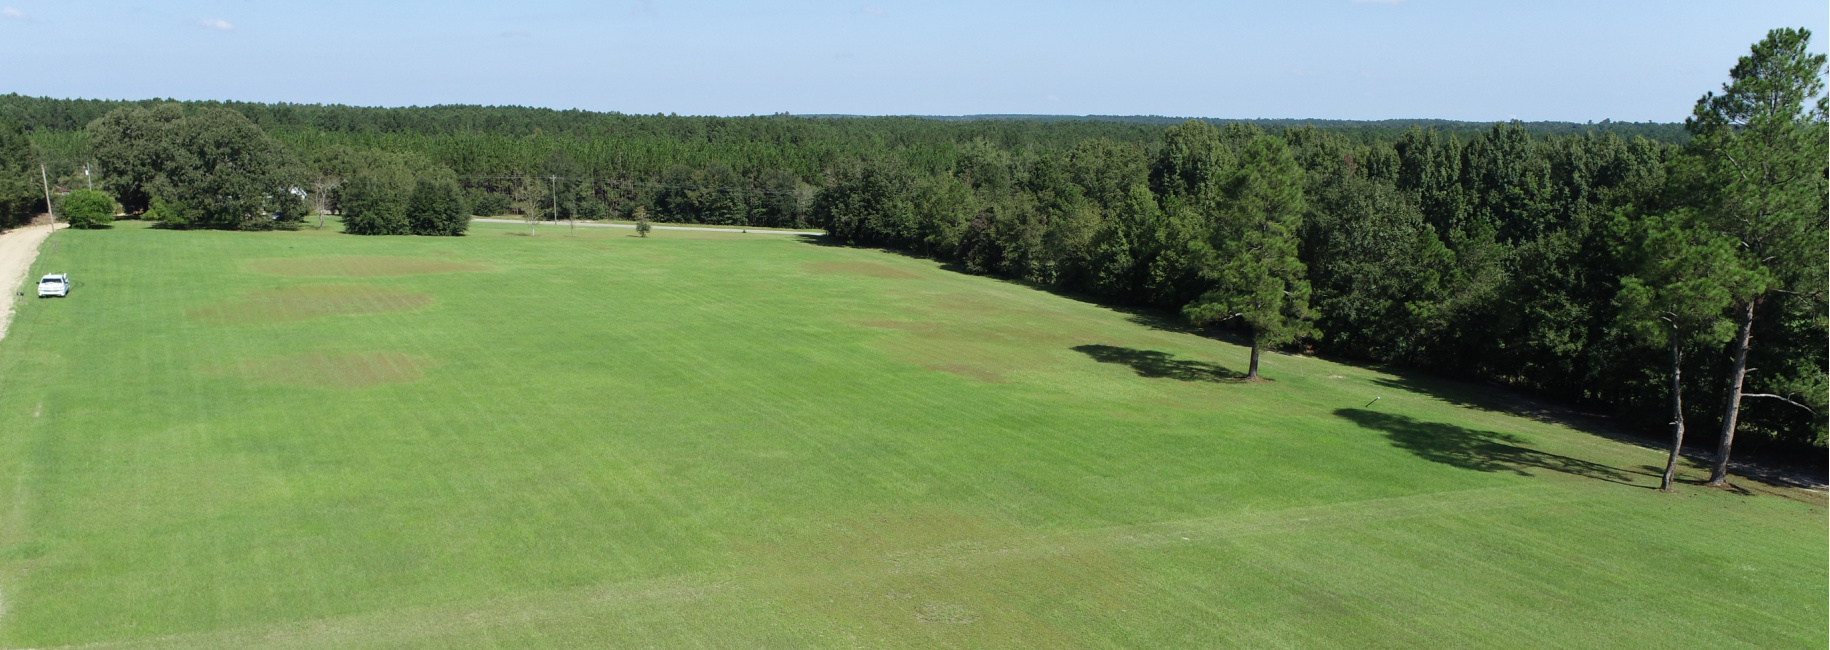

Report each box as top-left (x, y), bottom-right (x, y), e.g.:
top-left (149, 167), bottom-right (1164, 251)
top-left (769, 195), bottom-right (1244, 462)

top-left (83, 163), bottom-right (93, 190)
top-left (40, 164), bottom-right (55, 222)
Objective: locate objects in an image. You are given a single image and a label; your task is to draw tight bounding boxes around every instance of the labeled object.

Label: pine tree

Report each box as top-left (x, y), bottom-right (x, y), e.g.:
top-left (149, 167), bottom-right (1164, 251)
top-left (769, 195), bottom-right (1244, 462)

top-left (1684, 28), bottom-right (1829, 485)
top-left (1614, 210), bottom-right (1762, 490)
top-left (1183, 136), bottom-right (1315, 381)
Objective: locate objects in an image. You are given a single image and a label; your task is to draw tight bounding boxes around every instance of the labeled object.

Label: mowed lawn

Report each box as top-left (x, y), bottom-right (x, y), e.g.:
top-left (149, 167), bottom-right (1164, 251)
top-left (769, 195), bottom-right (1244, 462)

top-left (0, 220), bottom-right (1822, 648)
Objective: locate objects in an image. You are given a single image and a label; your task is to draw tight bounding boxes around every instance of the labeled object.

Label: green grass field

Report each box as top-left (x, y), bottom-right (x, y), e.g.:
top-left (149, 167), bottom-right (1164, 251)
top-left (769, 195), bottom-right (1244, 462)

top-left (0, 220), bottom-right (1822, 648)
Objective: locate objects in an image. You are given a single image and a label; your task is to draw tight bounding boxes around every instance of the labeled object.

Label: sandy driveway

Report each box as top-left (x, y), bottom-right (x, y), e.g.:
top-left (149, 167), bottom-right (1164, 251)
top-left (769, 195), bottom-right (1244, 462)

top-left (0, 221), bottom-right (67, 343)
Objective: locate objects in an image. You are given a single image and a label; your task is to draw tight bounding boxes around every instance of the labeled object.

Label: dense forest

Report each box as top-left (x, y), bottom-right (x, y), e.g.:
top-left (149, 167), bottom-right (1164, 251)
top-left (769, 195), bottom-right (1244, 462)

top-left (2, 94), bottom-right (1689, 228)
top-left (0, 30), bottom-right (1822, 470)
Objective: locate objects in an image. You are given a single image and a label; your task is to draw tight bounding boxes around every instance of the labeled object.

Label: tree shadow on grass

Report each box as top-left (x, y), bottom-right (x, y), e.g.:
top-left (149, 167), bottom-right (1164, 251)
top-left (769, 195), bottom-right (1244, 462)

top-left (1073, 344), bottom-right (1242, 383)
top-left (1335, 408), bottom-right (1648, 487)
top-left (1368, 374), bottom-right (1828, 491)
top-left (1368, 375), bottom-right (1614, 434)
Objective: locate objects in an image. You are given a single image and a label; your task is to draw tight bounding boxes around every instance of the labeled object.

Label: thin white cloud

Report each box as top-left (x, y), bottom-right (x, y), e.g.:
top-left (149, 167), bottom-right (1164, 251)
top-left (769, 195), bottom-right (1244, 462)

top-left (857, 5), bottom-right (886, 16)
top-left (195, 18), bottom-right (234, 30)
top-left (1, 7), bottom-right (26, 21)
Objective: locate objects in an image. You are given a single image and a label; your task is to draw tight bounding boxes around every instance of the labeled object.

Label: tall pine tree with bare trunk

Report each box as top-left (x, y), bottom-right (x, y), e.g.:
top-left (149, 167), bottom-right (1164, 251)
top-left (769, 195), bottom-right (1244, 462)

top-left (1684, 28), bottom-right (1829, 486)
top-left (1614, 210), bottom-right (1759, 490)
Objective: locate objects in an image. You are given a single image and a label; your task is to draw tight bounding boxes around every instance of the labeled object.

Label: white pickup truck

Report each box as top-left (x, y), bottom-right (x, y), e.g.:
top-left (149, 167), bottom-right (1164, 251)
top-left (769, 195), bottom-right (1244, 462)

top-left (37, 273), bottom-right (69, 298)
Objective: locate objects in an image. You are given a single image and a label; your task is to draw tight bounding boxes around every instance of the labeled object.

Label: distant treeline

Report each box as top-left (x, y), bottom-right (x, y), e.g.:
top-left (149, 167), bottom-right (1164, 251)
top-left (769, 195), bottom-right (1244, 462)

top-left (4, 95), bottom-right (1686, 227)
top-left (0, 32), bottom-right (1819, 467)
top-left (822, 114), bottom-right (1690, 141)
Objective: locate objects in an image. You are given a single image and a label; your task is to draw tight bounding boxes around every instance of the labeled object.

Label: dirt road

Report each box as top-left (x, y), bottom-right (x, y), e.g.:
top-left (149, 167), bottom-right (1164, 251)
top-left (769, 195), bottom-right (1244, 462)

top-left (0, 221), bottom-right (66, 343)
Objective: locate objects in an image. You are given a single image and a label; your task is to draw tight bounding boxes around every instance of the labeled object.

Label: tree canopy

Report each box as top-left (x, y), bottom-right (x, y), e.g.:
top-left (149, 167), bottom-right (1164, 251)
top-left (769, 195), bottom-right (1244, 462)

top-left (0, 117), bottom-right (39, 229)
top-left (89, 104), bottom-right (297, 229)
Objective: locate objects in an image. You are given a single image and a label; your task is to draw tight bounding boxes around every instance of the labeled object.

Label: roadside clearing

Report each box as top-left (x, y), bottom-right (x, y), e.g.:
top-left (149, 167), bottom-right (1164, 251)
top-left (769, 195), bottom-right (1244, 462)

top-left (471, 218), bottom-right (825, 236)
top-left (0, 220), bottom-right (66, 343)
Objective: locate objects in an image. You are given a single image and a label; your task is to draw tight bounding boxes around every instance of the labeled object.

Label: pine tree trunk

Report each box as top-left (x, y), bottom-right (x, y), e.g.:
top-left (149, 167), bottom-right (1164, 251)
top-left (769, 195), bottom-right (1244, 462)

top-left (1246, 331), bottom-right (1262, 381)
top-left (1660, 335), bottom-right (1685, 492)
top-left (1707, 299), bottom-right (1757, 486)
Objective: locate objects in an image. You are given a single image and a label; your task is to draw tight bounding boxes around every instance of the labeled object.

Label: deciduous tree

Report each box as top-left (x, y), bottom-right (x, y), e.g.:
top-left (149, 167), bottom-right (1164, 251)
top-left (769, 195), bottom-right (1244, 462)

top-left (86, 103), bottom-right (183, 213)
top-left (89, 105), bottom-right (294, 229)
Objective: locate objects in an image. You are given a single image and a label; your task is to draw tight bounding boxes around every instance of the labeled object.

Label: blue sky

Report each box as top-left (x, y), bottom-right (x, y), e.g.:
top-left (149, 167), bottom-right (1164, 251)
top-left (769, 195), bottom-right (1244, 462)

top-left (2, 1), bottom-right (1824, 121)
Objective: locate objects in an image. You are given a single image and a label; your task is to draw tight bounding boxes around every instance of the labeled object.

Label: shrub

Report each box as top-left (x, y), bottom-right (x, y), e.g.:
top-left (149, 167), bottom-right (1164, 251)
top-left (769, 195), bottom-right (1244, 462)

top-left (340, 175), bottom-right (407, 235)
top-left (60, 189), bottom-right (116, 229)
top-left (634, 206), bottom-right (652, 237)
top-left (143, 196), bottom-right (191, 228)
top-left (407, 178), bottom-right (469, 236)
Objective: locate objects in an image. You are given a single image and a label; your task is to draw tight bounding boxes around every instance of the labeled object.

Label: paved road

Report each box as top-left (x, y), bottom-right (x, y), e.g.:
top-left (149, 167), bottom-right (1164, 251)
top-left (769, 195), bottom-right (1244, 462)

top-left (471, 218), bottom-right (825, 236)
top-left (0, 220), bottom-right (67, 343)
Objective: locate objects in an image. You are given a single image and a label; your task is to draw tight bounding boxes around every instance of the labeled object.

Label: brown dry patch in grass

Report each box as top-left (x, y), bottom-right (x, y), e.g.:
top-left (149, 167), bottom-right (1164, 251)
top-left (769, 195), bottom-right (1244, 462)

top-left (245, 255), bottom-right (488, 277)
top-left (211, 352), bottom-right (433, 388)
top-left (858, 319), bottom-right (944, 333)
top-left (859, 319), bottom-right (1014, 382)
top-left (594, 246), bottom-right (676, 261)
top-left (806, 261), bottom-right (922, 280)
top-left (920, 362), bottom-right (1009, 383)
top-left (928, 291), bottom-right (1062, 320)
top-left (744, 505), bottom-right (1139, 647)
top-left (858, 295), bottom-right (1128, 383)
top-left (190, 285), bottom-right (433, 324)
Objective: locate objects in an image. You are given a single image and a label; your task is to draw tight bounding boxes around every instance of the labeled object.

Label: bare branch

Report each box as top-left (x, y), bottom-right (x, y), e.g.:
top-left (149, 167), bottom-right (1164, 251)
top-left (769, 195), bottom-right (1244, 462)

top-left (1743, 393), bottom-right (1817, 414)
